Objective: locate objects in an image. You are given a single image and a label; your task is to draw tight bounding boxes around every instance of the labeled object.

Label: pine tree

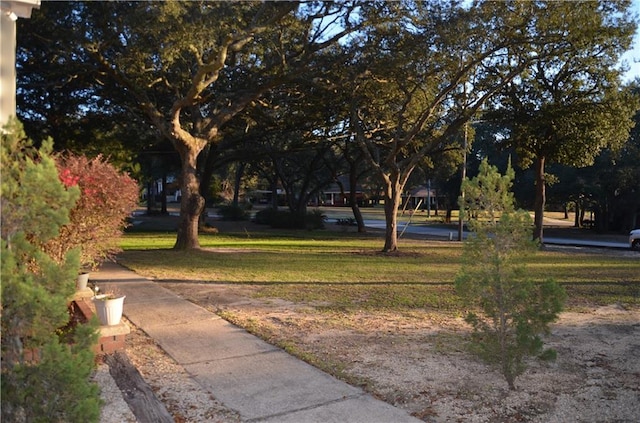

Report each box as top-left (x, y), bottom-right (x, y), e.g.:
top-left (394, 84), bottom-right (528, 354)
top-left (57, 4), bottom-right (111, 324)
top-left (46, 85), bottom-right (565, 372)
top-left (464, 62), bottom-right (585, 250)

top-left (455, 158), bottom-right (566, 390)
top-left (1, 120), bottom-right (101, 422)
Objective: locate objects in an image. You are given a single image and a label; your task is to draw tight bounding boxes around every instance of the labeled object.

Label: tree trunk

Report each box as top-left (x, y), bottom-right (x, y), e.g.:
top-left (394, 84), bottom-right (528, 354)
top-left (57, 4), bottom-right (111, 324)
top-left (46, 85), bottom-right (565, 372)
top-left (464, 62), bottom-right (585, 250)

top-left (351, 203), bottom-right (366, 233)
top-left (146, 181), bottom-right (154, 215)
top-left (533, 156), bottom-right (546, 243)
top-left (199, 147), bottom-right (216, 206)
top-left (174, 147), bottom-right (204, 250)
top-left (161, 173), bottom-right (168, 214)
top-left (270, 177), bottom-right (279, 210)
top-left (232, 162), bottom-right (246, 208)
top-left (382, 175), bottom-right (403, 252)
top-left (293, 198), bottom-right (307, 219)
top-left (348, 170), bottom-right (366, 232)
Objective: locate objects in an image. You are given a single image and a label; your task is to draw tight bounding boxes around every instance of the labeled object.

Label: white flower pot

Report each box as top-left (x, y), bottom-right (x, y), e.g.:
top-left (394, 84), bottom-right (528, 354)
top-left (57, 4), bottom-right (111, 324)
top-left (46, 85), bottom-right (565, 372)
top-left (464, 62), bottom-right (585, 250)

top-left (76, 273), bottom-right (90, 290)
top-left (93, 295), bottom-right (126, 326)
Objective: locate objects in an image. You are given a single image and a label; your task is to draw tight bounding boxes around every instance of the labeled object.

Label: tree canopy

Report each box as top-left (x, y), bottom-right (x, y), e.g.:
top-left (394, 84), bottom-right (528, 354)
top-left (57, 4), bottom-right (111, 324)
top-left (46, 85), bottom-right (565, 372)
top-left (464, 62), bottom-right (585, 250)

top-left (486, 0), bottom-right (638, 241)
top-left (17, 0), bottom-right (639, 250)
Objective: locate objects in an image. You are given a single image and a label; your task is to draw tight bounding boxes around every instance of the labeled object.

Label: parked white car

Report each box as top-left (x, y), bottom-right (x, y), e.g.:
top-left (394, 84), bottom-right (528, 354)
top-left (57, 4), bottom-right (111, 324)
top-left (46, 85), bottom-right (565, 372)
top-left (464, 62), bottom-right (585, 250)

top-left (630, 229), bottom-right (640, 251)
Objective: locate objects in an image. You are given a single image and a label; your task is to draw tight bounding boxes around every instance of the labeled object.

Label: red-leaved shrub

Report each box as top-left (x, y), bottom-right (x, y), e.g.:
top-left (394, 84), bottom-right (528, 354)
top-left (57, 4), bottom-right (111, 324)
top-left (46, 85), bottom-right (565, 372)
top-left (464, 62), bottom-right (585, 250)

top-left (43, 154), bottom-right (139, 270)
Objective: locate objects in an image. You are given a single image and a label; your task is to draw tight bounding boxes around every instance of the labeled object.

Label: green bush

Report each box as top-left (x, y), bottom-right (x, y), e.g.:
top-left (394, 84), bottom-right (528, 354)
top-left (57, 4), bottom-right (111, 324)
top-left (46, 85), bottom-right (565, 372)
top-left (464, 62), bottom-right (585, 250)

top-left (217, 204), bottom-right (250, 221)
top-left (336, 217), bottom-right (357, 226)
top-left (253, 208), bottom-right (326, 229)
top-left (1, 120), bottom-right (101, 422)
top-left (253, 207), bottom-right (277, 225)
top-left (305, 209), bottom-right (327, 230)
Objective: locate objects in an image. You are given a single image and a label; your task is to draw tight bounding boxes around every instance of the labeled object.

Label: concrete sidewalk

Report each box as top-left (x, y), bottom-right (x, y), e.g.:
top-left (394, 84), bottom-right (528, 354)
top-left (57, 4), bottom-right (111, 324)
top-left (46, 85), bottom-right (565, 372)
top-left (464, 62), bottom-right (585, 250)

top-left (91, 261), bottom-right (421, 423)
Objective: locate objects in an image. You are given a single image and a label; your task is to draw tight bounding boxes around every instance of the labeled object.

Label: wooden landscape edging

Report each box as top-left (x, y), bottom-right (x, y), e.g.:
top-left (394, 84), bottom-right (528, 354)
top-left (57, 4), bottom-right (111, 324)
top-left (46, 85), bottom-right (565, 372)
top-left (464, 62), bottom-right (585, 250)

top-left (103, 351), bottom-right (174, 423)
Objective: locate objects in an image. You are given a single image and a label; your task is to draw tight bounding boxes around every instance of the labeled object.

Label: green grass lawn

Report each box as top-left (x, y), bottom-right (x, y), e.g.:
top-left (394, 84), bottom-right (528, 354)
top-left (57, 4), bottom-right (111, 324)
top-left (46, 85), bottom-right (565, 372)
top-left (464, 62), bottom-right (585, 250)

top-left (119, 229), bottom-right (640, 312)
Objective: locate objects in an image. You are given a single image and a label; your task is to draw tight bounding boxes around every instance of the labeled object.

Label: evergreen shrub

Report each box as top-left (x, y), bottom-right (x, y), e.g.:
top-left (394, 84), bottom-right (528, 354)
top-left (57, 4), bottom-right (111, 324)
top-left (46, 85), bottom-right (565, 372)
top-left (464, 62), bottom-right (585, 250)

top-left (1, 120), bottom-right (102, 422)
top-left (455, 159), bottom-right (566, 390)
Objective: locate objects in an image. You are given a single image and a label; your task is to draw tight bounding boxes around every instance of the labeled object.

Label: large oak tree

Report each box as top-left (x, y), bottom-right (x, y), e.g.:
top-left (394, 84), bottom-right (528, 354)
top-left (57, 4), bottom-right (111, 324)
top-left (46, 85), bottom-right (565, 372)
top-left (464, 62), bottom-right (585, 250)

top-left (487, 0), bottom-right (638, 242)
top-left (345, 1), bottom-right (544, 252)
top-left (20, 1), bottom-right (365, 249)
top-left (344, 0), bottom-right (637, 251)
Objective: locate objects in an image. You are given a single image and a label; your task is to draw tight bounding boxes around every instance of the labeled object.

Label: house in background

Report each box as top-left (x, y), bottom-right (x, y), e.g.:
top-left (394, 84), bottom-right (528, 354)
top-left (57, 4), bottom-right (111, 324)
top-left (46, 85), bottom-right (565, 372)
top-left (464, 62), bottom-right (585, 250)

top-left (320, 176), bottom-right (369, 207)
top-left (402, 185), bottom-right (443, 216)
top-left (1, 0), bottom-right (40, 126)
top-left (322, 184), bottom-right (362, 206)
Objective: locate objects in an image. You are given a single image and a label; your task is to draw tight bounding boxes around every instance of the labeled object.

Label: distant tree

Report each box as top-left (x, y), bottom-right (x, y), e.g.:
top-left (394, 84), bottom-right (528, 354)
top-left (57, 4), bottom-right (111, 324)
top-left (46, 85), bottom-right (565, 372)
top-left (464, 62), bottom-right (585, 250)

top-left (572, 83), bottom-right (640, 232)
top-left (332, 135), bottom-right (373, 232)
top-left (456, 159), bottom-right (566, 390)
top-left (487, 0), bottom-right (638, 242)
top-left (1, 120), bottom-right (100, 422)
top-left (16, 0), bottom-right (153, 172)
top-left (236, 78), bottom-right (345, 221)
top-left (346, 1), bottom-right (589, 252)
top-left (600, 102), bottom-right (640, 230)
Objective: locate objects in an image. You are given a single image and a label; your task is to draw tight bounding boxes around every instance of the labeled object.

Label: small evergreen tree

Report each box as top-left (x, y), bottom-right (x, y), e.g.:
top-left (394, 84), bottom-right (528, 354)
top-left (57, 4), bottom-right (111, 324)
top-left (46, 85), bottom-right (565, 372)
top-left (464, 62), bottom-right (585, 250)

top-left (1, 120), bottom-right (101, 422)
top-left (455, 158), bottom-right (566, 390)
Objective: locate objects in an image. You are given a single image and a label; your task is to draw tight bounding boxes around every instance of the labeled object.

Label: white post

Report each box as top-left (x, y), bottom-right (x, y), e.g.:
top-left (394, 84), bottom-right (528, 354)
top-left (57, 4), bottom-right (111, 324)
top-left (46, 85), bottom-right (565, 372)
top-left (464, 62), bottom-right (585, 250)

top-left (0, 0), bottom-right (41, 126)
top-left (0, 10), bottom-right (17, 125)
top-left (427, 178), bottom-right (431, 218)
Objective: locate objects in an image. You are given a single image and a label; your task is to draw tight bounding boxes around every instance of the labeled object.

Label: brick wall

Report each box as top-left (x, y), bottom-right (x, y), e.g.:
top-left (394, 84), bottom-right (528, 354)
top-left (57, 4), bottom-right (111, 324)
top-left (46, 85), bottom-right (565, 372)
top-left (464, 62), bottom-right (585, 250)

top-left (74, 297), bottom-right (129, 357)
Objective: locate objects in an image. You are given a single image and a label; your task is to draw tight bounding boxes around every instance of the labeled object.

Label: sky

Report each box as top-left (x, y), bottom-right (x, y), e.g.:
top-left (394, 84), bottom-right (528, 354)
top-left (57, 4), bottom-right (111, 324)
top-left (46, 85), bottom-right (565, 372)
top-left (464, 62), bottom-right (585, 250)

top-left (621, 0), bottom-right (640, 81)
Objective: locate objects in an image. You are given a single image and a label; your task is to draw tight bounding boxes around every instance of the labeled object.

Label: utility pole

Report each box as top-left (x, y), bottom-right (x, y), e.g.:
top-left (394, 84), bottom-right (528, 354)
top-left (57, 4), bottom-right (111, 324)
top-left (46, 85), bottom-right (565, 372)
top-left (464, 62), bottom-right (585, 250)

top-left (427, 178), bottom-right (431, 218)
top-left (458, 121), bottom-right (467, 242)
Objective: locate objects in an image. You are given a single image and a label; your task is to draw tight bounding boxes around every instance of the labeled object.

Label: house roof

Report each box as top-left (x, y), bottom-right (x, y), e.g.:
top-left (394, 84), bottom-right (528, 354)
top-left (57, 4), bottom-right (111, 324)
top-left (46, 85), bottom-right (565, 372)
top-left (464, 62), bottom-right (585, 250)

top-left (408, 186), bottom-right (437, 197)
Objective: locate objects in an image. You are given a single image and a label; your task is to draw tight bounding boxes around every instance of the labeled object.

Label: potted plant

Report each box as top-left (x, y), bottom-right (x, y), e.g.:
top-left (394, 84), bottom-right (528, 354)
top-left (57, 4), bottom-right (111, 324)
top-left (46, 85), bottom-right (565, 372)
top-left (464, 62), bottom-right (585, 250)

top-left (92, 285), bottom-right (126, 326)
top-left (76, 271), bottom-right (90, 291)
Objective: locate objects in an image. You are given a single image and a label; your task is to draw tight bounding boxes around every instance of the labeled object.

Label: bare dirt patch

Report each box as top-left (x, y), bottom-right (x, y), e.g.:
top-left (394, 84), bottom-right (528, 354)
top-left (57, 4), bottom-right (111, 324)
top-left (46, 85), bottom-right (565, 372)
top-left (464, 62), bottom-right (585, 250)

top-left (155, 281), bottom-right (639, 422)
